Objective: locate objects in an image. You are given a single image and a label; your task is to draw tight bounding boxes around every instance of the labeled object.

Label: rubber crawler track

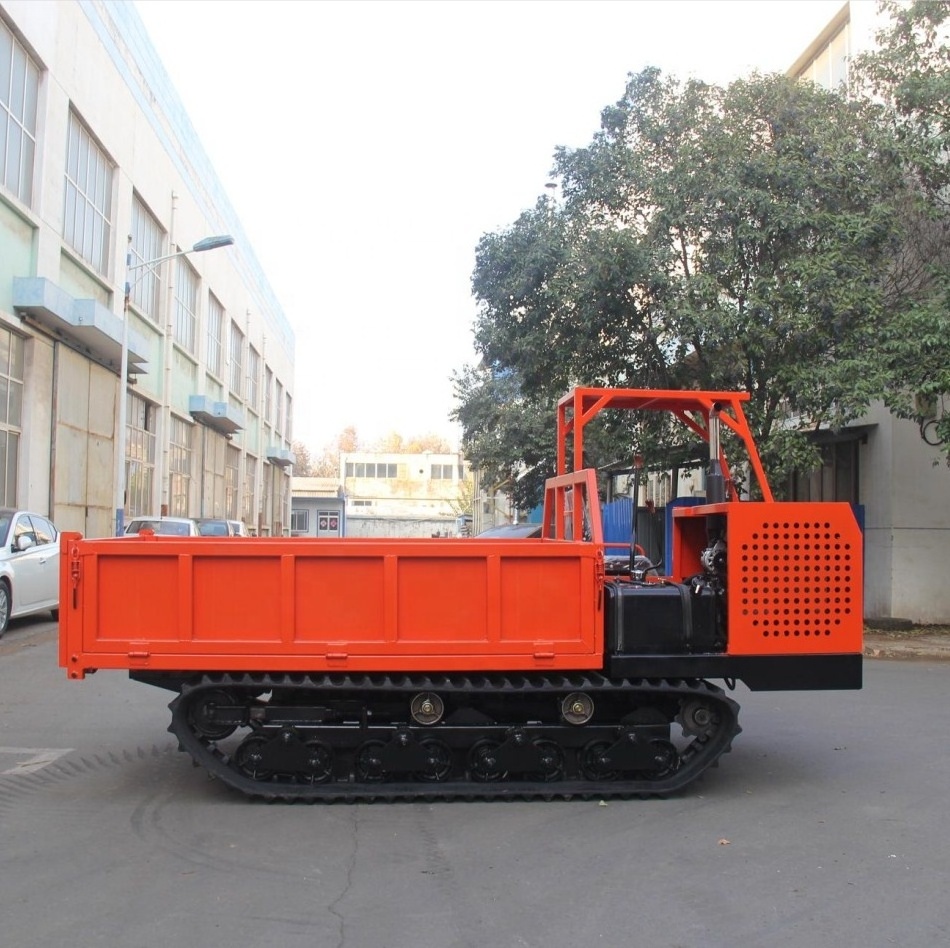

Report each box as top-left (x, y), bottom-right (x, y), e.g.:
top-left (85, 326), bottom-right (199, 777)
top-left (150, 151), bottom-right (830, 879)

top-left (166, 672), bottom-right (741, 803)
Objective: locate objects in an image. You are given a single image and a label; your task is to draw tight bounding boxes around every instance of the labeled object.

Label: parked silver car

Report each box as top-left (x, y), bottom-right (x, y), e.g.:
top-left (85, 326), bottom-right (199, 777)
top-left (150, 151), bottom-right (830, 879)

top-left (0, 509), bottom-right (60, 636)
top-left (194, 518), bottom-right (251, 537)
top-left (124, 516), bottom-right (199, 537)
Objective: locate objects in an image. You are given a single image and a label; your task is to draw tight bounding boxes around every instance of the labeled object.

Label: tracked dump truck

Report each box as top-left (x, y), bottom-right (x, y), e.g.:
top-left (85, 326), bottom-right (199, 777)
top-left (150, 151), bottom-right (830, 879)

top-left (59, 388), bottom-right (863, 801)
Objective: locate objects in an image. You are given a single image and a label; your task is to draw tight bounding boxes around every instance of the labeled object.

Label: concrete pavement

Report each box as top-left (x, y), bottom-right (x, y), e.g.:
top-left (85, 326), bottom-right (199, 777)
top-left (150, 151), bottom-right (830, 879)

top-left (863, 626), bottom-right (950, 661)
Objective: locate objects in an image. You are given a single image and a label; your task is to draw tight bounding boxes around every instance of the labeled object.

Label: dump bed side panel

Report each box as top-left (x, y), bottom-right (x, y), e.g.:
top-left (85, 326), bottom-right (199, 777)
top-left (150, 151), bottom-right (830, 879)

top-left (60, 534), bottom-right (604, 678)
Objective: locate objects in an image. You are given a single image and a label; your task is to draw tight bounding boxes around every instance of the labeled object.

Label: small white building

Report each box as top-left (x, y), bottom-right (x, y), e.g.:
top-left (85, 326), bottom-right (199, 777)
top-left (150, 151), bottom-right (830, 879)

top-left (290, 477), bottom-right (345, 537)
top-left (341, 451), bottom-right (472, 537)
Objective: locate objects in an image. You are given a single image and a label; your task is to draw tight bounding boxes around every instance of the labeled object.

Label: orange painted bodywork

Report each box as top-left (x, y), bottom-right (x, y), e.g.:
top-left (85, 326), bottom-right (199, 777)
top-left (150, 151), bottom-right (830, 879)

top-left (556, 387), bottom-right (774, 501)
top-left (59, 534), bottom-right (605, 679)
top-left (670, 501), bottom-right (863, 655)
top-left (59, 388), bottom-right (864, 681)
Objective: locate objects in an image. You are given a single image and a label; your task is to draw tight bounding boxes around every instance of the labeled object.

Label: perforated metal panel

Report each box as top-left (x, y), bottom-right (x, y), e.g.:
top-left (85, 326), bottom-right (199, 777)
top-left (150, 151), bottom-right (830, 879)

top-left (724, 503), bottom-right (863, 655)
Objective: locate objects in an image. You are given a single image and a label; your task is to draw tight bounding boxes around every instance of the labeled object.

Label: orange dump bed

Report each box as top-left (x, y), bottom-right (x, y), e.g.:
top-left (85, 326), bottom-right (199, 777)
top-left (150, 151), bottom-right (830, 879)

top-left (59, 533), bottom-right (605, 679)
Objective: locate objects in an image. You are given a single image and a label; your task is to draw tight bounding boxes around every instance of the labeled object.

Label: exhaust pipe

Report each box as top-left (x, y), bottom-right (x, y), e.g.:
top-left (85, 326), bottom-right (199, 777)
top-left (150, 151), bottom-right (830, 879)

top-left (706, 407), bottom-right (725, 504)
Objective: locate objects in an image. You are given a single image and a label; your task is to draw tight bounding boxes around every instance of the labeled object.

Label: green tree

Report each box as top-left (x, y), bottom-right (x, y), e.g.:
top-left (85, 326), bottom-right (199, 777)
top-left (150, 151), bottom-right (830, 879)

top-left (461, 67), bottom-right (916, 498)
top-left (307, 426), bottom-right (360, 478)
top-left (291, 440), bottom-right (314, 476)
top-left (853, 0), bottom-right (950, 450)
top-left (451, 365), bottom-right (556, 510)
top-left (373, 432), bottom-right (453, 453)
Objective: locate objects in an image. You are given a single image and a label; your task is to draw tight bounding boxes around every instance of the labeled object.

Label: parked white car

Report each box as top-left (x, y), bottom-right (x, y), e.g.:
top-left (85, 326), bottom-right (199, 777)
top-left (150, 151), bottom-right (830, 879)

top-left (0, 509), bottom-right (60, 636)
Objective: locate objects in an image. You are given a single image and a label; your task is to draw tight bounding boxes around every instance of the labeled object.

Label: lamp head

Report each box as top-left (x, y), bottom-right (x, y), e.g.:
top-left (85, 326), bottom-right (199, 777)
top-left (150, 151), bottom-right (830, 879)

top-left (192, 235), bottom-right (234, 253)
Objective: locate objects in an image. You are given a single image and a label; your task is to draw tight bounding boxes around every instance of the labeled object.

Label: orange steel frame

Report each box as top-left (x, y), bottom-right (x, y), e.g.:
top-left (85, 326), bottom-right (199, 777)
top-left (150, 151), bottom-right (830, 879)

top-left (540, 469), bottom-right (604, 543)
top-left (556, 387), bottom-right (775, 503)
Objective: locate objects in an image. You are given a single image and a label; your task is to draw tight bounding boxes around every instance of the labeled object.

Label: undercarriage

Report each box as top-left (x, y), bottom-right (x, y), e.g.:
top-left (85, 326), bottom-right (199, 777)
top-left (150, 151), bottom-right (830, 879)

top-left (142, 672), bottom-right (742, 802)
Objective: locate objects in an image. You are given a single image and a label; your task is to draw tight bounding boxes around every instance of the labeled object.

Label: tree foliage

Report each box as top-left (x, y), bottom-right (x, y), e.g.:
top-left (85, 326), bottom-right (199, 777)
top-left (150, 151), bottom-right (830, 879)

top-left (374, 431), bottom-right (453, 453)
top-left (854, 0), bottom-right (950, 197)
top-left (460, 66), bottom-right (919, 502)
top-left (455, 4), bottom-right (950, 500)
top-left (852, 0), bottom-right (950, 449)
top-left (291, 440), bottom-right (315, 476)
top-left (451, 365), bottom-right (556, 510)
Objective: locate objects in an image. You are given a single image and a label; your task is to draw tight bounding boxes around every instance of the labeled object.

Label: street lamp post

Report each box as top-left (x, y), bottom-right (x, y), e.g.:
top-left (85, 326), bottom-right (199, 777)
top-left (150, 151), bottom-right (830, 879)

top-left (115, 234), bottom-right (235, 536)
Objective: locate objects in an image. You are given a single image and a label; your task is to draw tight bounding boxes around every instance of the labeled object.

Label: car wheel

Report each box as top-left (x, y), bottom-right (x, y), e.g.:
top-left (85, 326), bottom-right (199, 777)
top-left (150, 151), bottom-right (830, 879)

top-left (0, 581), bottom-right (10, 637)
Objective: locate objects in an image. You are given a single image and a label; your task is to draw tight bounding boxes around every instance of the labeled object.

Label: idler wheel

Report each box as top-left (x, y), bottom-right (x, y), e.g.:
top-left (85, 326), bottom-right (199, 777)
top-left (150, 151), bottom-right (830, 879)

top-left (644, 739), bottom-right (679, 779)
top-left (355, 740), bottom-right (387, 783)
top-left (415, 739), bottom-right (453, 782)
top-left (468, 740), bottom-right (506, 782)
top-left (233, 734), bottom-right (273, 780)
top-left (300, 739), bottom-right (334, 784)
top-left (580, 740), bottom-right (619, 781)
top-left (188, 688), bottom-right (239, 740)
top-left (529, 739), bottom-right (565, 782)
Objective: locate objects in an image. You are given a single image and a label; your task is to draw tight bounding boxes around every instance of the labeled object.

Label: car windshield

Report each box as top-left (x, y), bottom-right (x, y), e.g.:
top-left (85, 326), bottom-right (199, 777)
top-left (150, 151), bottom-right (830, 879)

top-left (475, 523), bottom-right (542, 539)
top-left (0, 512), bottom-right (11, 546)
top-left (129, 520), bottom-right (191, 536)
top-left (197, 521), bottom-right (229, 536)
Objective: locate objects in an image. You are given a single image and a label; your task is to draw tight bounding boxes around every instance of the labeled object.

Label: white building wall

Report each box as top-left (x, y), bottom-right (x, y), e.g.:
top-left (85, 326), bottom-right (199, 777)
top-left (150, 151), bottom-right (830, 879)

top-left (0, 0), bottom-right (296, 535)
top-left (860, 403), bottom-right (950, 622)
top-left (789, 0), bottom-right (950, 622)
top-left (341, 451), bottom-right (472, 535)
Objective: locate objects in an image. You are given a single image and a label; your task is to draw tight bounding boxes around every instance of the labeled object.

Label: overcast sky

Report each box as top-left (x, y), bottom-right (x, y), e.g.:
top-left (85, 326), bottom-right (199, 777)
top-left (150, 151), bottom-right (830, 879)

top-left (133, 0), bottom-right (851, 452)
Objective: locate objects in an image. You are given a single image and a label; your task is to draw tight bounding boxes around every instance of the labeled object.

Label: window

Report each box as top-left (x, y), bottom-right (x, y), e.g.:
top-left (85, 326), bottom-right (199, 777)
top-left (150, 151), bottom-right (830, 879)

top-left (26, 514), bottom-right (56, 546)
top-left (260, 466), bottom-right (271, 533)
top-left (129, 196), bottom-right (163, 321)
top-left (14, 513), bottom-right (55, 548)
top-left (788, 439), bottom-right (859, 503)
top-left (352, 499), bottom-right (372, 507)
top-left (126, 392), bottom-right (156, 518)
top-left (242, 453), bottom-right (256, 526)
top-left (173, 255), bottom-right (199, 352)
top-left (263, 367), bottom-right (273, 425)
top-left (229, 321), bottom-right (244, 395)
top-left (168, 415), bottom-right (193, 516)
top-left (207, 294), bottom-right (224, 378)
top-left (345, 462), bottom-right (397, 479)
top-left (291, 508), bottom-right (309, 533)
top-left (0, 327), bottom-right (24, 506)
top-left (431, 464), bottom-right (454, 480)
top-left (275, 380), bottom-right (283, 435)
top-left (802, 25), bottom-right (849, 90)
top-left (247, 346), bottom-right (260, 411)
top-left (275, 472), bottom-right (288, 535)
top-left (63, 111), bottom-right (113, 275)
top-left (285, 393), bottom-right (293, 442)
top-left (226, 444), bottom-right (240, 519)
top-left (0, 19), bottom-right (39, 206)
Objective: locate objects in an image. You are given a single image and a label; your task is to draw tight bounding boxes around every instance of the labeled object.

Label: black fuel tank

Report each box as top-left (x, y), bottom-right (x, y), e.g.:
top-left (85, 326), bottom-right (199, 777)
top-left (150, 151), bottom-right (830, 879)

top-left (604, 581), bottom-right (723, 655)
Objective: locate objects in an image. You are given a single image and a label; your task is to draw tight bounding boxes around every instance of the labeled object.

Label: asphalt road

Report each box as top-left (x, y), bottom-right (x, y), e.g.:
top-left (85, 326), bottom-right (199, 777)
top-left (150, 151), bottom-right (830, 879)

top-left (1, 617), bottom-right (947, 948)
